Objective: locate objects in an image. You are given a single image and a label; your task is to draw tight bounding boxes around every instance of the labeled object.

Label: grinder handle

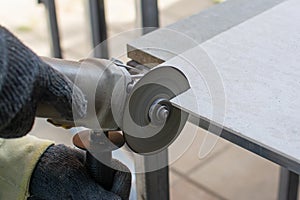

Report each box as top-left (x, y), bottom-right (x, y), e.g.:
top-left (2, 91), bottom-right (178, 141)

top-left (73, 130), bottom-right (126, 190)
top-left (85, 131), bottom-right (114, 190)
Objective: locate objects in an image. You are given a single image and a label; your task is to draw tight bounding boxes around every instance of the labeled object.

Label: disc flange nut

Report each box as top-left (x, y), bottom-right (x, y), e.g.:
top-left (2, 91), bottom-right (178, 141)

top-left (148, 99), bottom-right (170, 126)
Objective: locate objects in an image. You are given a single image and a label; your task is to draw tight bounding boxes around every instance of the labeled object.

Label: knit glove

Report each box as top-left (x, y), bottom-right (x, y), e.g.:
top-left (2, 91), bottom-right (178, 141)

top-left (29, 144), bottom-right (131, 200)
top-left (0, 26), bottom-right (86, 138)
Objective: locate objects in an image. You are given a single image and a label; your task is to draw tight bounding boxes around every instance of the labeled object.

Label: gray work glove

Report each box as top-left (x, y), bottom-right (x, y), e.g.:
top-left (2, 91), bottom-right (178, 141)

top-left (29, 144), bottom-right (131, 200)
top-left (0, 26), bottom-right (86, 138)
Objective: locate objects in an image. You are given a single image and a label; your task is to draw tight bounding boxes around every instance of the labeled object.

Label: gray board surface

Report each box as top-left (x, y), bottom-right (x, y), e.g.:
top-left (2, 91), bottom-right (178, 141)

top-left (128, 0), bottom-right (300, 173)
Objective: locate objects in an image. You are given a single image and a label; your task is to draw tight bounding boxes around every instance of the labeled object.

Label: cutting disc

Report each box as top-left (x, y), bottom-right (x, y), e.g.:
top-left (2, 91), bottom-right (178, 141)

top-left (122, 66), bottom-right (190, 154)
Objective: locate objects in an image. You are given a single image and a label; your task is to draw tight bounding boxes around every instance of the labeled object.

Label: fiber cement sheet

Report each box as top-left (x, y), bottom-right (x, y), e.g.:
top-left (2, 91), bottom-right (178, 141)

top-left (128, 0), bottom-right (285, 65)
top-left (166, 0), bottom-right (300, 167)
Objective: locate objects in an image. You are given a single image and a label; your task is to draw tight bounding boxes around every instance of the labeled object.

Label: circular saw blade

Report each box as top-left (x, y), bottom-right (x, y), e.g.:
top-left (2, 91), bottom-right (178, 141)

top-left (122, 66), bottom-right (190, 154)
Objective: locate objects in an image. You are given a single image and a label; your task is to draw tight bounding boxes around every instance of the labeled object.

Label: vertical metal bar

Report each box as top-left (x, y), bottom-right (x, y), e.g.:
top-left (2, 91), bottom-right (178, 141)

top-left (88, 0), bottom-right (108, 58)
top-left (141, 0), bottom-right (159, 34)
top-left (278, 167), bottom-right (299, 200)
top-left (135, 150), bottom-right (170, 200)
top-left (38, 0), bottom-right (62, 58)
top-left (145, 166), bottom-right (169, 199)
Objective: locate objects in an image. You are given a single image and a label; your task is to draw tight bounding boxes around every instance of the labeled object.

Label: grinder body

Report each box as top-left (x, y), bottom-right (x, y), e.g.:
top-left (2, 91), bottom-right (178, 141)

top-left (37, 57), bottom-right (132, 131)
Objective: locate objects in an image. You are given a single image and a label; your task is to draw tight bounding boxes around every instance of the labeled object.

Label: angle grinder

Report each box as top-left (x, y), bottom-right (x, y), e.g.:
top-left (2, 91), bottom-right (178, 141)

top-left (36, 57), bottom-right (190, 189)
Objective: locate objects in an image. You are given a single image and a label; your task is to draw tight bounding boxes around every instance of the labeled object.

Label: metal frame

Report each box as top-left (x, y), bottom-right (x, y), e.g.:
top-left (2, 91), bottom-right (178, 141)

top-left (189, 116), bottom-right (300, 200)
top-left (38, 0), bottom-right (62, 58)
top-left (88, 0), bottom-right (108, 58)
top-left (278, 168), bottom-right (299, 200)
top-left (39, 0), bottom-right (109, 58)
top-left (40, 0), bottom-right (160, 57)
top-left (141, 0), bottom-right (159, 34)
top-left (134, 150), bottom-right (170, 200)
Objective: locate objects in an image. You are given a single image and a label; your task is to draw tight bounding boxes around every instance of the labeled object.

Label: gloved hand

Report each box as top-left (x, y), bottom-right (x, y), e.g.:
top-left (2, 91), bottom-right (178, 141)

top-left (0, 26), bottom-right (87, 138)
top-left (29, 144), bottom-right (131, 200)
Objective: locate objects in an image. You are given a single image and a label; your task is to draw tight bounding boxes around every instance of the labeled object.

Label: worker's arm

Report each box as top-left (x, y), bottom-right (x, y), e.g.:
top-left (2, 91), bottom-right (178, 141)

top-left (0, 25), bottom-right (86, 138)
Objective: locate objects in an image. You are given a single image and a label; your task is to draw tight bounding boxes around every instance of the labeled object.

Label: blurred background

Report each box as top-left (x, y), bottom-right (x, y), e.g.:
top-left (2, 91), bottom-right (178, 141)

top-left (0, 0), bottom-right (293, 199)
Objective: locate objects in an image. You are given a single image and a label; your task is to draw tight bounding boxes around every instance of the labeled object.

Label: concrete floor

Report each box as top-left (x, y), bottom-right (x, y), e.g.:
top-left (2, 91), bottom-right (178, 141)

top-left (0, 0), bottom-right (297, 199)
